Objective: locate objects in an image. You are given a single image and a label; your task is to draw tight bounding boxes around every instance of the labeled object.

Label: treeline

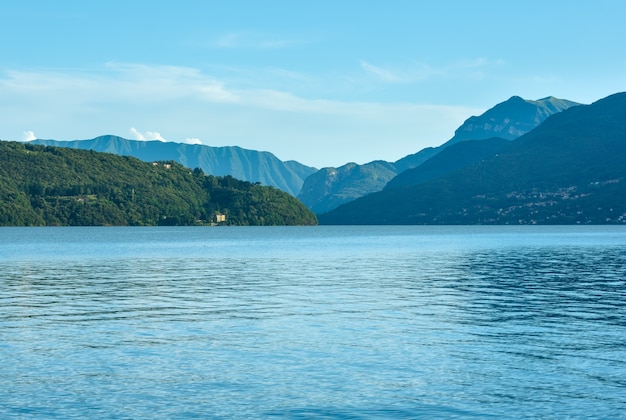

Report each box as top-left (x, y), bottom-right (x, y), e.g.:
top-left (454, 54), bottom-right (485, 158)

top-left (0, 141), bottom-right (317, 226)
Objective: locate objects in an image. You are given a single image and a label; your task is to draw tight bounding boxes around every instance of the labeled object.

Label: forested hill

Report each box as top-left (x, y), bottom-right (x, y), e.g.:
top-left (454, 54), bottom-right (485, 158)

top-left (319, 92), bottom-right (626, 225)
top-left (31, 136), bottom-right (316, 197)
top-left (0, 141), bottom-right (317, 226)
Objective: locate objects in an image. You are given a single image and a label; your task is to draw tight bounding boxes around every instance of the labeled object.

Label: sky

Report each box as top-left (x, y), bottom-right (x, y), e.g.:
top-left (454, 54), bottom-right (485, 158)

top-left (1, 1), bottom-right (625, 168)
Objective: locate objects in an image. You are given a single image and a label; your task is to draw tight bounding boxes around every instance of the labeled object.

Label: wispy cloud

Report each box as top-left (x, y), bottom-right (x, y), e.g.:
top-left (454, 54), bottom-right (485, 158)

top-left (359, 60), bottom-right (405, 83)
top-left (1, 63), bottom-right (240, 105)
top-left (359, 60), bottom-right (441, 84)
top-left (0, 62), bottom-right (482, 166)
top-left (104, 62), bottom-right (240, 103)
top-left (266, 67), bottom-right (312, 82)
top-left (359, 57), bottom-right (504, 84)
top-left (449, 57), bottom-right (506, 80)
top-left (212, 32), bottom-right (296, 50)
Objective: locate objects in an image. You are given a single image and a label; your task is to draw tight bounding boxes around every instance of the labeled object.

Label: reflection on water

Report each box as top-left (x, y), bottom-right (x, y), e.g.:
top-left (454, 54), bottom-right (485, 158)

top-left (1, 226), bottom-right (626, 418)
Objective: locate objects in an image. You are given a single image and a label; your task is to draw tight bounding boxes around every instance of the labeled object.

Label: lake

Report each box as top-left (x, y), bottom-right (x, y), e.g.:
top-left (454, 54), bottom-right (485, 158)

top-left (1, 226), bottom-right (625, 418)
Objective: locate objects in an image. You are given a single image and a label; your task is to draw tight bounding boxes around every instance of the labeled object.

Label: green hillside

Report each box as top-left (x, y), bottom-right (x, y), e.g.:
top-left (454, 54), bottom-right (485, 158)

top-left (0, 141), bottom-right (317, 226)
top-left (385, 137), bottom-right (511, 190)
top-left (299, 95), bottom-right (579, 214)
top-left (297, 161), bottom-right (398, 214)
top-left (32, 136), bottom-right (317, 196)
top-left (319, 93), bottom-right (626, 225)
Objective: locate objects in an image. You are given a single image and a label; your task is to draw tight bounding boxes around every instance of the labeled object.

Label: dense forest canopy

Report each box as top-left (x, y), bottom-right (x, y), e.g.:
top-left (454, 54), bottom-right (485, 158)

top-left (0, 141), bottom-right (317, 226)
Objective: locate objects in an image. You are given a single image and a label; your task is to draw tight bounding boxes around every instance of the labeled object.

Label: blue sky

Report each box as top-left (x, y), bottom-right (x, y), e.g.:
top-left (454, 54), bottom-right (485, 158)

top-left (1, 1), bottom-right (625, 167)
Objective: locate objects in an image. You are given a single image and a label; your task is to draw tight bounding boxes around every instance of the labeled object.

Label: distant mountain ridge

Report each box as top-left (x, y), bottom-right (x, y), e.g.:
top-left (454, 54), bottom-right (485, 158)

top-left (319, 92), bottom-right (626, 225)
top-left (31, 136), bottom-right (316, 196)
top-left (298, 96), bottom-right (580, 214)
top-left (297, 161), bottom-right (398, 214)
top-left (446, 96), bottom-right (580, 145)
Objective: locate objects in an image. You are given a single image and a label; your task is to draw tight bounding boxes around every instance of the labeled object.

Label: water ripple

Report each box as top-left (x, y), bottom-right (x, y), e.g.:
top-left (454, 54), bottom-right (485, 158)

top-left (1, 226), bottom-right (626, 418)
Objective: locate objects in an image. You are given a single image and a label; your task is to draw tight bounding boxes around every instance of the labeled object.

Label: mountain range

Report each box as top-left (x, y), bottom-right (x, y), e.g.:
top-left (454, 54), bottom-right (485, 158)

top-left (318, 92), bottom-right (626, 225)
top-left (0, 141), bottom-right (317, 226)
top-left (26, 96), bottom-right (578, 212)
top-left (30, 136), bottom-right (316, 197)
top-left (298, 96), bottom-right (580, 214)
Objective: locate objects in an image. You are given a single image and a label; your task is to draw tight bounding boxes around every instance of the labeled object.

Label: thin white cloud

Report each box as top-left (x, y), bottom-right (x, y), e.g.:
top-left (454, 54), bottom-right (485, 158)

top-left (214, 33), bottom-right (241, 48)
top-left (4, 62), bottom-right (485, 117)
top-left (266, 67), bottom-right (311, 82)
top-left (359, 59), bottom-right (440, 84)
top-left (0, 62), bottom-right (483, 167)
top-left (104, 62), bottom-right (240, 104)
top-left (446, 57), bottom-right (505, 80)
top-left (130, 127), bottom-right (166, 141)
top-left (0, 64), bottom-right (240, 106)
top-left (22, 130), bottom-right (37, 141)
top-left (360, 60), bottom-right (404, 83)
top-left (184, 138), bottom-right (203, 145)
top-left (359, 57), bottom-right (505, 84)
top-left (212, 32), bottom-right (296, 50)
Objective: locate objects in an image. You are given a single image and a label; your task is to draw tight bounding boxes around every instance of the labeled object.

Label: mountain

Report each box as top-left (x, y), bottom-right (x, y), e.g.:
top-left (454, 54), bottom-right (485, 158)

top-left (385, 137), bottom-right (511, 190)
top-left (0, 140), bottom-right (318, 226)
top-left (319, 92), bottom-right (626, 225)
top-left (298, 96), bottom-right (580, 213)
top-left (30, 136), bottom-right (317, 196)
top-left (297, 161), bottom-right (398, 214)
top-left (445, 96), bottom-right (580, 145)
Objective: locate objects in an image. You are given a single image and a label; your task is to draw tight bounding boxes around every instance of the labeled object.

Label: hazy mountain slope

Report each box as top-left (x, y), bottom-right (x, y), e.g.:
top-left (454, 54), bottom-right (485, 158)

top-left (297, 161), bottom-right (397, 214)
top-left (299, 96), bottom-right (580, 213)
top-left (31, 136), bottom-right (316, 196)
top-left (386, 138), bottom-right (511, 190)
top-left (392, 96), bottom-right (580, 172)
top-left (319, 92), bottom-right (626, 225)
top-left (446, 96), bottom-right (580, 145)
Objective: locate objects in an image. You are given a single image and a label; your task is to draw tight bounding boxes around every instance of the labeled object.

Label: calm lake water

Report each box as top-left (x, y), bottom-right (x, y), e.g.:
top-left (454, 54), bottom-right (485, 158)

top-left (1, 226), bottom-right (625, 419)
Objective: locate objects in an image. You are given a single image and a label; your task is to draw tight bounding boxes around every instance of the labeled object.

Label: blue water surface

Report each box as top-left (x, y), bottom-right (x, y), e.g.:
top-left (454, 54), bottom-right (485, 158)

top-left (1, 226), bottom-right (625, 418)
